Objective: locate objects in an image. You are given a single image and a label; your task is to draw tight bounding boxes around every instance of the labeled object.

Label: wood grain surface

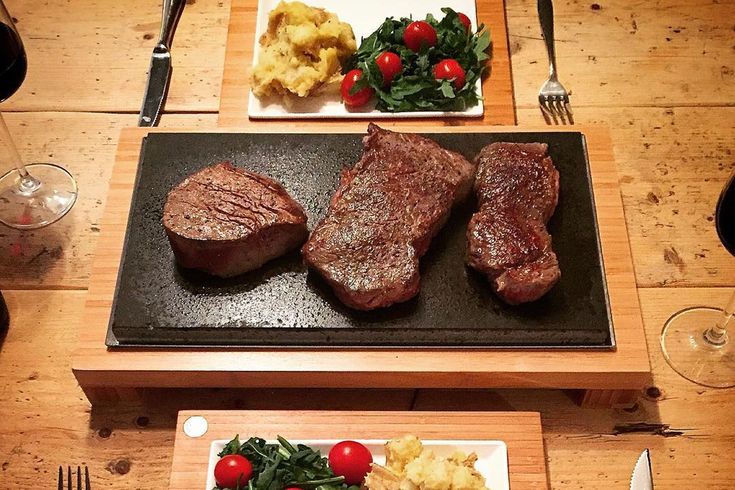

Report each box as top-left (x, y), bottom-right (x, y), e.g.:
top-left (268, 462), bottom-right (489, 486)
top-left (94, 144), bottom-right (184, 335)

top-left (1, 0), bottom-right (229, 113)
top-left (218, 0), bottom-right (516, 126)
top-left (71, 124), bottom-right (650, 398)
top-left (168, 411), bottom-right (548, 489)
top-left (1, 0), bottom-right (735, 488)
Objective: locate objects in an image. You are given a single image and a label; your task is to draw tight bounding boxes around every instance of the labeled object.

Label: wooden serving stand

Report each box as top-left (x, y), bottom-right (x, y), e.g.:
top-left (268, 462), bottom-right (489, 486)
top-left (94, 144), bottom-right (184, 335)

top-left (72, 124), bottom-right (651, 408)
top-left (168, 410), bottom-right (548, 489)
top-left (218, 0), bottom-right (516, 126)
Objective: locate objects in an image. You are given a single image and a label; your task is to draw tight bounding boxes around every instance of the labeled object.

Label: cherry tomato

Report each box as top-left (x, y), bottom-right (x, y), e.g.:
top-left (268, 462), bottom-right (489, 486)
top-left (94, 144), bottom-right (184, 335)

top-left (433, 59), bottom-right (466, 90)
top-left (457, 12), bottom-right (472, 32)
top-left (375, 52), bottom-right (402, 86)
top-left (403, 21), bottom-right (437, 52)
top-left (328, 441), bottom-right (373, 485)
top-left (340, 69), bottom-right (374, 107)
top-left (214, 455), bottom-right (253, 489)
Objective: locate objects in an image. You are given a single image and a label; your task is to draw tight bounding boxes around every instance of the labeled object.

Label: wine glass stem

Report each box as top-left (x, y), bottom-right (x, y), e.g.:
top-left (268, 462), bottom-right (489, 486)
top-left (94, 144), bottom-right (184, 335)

top-left (704, 290), bottom-right (735, 345)
top-left (0, 112), bottom-right (39, 191)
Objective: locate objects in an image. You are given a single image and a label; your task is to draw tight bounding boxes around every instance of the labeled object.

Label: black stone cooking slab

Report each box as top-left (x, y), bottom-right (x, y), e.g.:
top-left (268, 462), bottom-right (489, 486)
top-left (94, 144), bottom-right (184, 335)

top-left (107, 131), bottom-right (614, 348)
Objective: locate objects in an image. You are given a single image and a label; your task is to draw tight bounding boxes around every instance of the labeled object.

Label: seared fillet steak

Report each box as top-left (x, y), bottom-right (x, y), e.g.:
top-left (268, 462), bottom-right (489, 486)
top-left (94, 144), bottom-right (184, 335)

top-left (303, 123), bottom-right (475, 310)
top-left (163, 162), bottom-right (308, 278)
top-left (467, 143), bottom-right (561, 304)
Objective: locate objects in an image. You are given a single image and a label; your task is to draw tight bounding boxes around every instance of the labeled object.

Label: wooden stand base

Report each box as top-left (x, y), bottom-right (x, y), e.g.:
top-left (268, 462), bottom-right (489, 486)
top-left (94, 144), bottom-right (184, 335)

top-left (80, 386), bottom-right (641, 410)
top-left (73, 126), bottom-right (651, 408)
top-left (575, 389), bottom-right (640, 409)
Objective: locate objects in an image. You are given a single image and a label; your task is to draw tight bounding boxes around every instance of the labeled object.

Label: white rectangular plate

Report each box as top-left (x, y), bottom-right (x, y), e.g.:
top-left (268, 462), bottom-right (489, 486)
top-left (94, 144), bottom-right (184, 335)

top-left (248, 0), bottom-right (483, 119)
top-left (206, 438), bottom-right (509, 490)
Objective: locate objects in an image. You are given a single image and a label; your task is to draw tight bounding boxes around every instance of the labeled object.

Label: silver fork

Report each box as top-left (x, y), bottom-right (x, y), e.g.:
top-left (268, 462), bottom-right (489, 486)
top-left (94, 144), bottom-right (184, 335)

top-left (58, 466), bottom-right (91, 490)
top-left (537, 0), bottom-right (573, 124)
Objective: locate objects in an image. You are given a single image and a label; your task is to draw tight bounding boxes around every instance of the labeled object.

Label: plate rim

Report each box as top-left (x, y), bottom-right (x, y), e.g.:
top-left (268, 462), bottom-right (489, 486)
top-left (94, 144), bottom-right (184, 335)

top-left (205, 438), bottom-right (510, 490)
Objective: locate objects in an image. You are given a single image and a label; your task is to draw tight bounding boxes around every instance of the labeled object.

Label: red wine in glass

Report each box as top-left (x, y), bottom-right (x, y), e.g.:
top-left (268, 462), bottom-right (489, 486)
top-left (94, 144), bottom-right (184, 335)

top-left (0, 291), bottom-right (7, 332)
top-left (0, 21), bottom-right (27, 102)
top-left (716, 172), bottom-right (735, 256)
top-left (0, 0), bottom-right (77, 229)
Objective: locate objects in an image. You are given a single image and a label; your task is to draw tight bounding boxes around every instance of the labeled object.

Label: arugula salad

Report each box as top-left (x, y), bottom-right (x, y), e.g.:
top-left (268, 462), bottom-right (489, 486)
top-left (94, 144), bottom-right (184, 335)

top-left (341, 8), bottom-right (491, 112)
top-left (213, 436), bottom-right (368, 490)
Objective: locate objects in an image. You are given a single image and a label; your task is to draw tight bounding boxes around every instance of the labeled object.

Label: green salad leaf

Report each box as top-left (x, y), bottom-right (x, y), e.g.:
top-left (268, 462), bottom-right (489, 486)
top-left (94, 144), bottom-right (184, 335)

top-left (344, 8), bottom-right (491, 112)
top-left (215, 435), bottom-right (361, 490)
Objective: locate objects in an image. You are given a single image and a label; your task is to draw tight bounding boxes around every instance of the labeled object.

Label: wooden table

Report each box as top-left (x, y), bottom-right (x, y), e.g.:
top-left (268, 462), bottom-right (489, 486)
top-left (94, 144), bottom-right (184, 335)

top-left (1, 0), bottom-right (734, 488)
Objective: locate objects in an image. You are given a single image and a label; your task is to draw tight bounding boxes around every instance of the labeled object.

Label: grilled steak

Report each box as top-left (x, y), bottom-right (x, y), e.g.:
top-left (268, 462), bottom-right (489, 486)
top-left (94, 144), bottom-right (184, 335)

top-left (303, 123), bottom-right (475, 310)
top-left (163, 162), bottom-right (308, 278)
top-left (467, 142), bottom-right (561, 304)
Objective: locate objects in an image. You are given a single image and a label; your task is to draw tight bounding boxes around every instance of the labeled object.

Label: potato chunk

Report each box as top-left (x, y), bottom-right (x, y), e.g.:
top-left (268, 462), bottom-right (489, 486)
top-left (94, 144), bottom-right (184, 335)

top-left (251, 1), bottom-right (356, 98)
top-left (365, 435), bottom-right (489, 490)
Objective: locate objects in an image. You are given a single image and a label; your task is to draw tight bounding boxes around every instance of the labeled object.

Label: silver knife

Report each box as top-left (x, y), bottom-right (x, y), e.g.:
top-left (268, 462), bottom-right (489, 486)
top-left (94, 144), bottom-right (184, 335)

top-left (138, 0), bottom-right (186, 126)
top-left (630, 449), bottom-right (654, 490)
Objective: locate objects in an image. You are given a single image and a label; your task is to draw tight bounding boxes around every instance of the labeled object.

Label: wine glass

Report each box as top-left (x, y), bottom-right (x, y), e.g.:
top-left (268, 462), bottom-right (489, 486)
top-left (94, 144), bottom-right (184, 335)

top-left (0, 0), bottom-right (76, 229)
top-left (660, 172), bottom-right (735, 388)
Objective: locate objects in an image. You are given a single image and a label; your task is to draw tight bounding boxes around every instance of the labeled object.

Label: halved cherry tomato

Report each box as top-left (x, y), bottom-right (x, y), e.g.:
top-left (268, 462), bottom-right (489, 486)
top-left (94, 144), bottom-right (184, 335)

top-left (375, 52), bottom-right (402, 86)
top-left (457, 12), bottom-right (472, 32)
top-left (328, 441), bottom-right (373, 485)
top-left (403, 21), bottom-right (437, 52)
top-left (340, 69), bottom-right (374, 107)
top-left (214, 454), bottom-right (253, 489)
top-left (433, 59), bottom-right (466, 89)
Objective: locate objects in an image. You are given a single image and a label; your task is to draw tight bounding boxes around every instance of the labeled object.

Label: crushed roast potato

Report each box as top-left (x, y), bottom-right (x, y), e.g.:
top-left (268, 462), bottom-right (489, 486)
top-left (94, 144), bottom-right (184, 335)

top-left (251, 1), bottom-right (356, 98)
top-left (364, 435), bottom-right (490, 490)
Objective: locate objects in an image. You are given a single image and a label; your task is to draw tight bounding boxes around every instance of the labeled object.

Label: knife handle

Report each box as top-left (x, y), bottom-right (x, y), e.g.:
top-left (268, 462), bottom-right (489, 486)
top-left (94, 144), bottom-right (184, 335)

top-left (158, 0), bottom-right (186, 48)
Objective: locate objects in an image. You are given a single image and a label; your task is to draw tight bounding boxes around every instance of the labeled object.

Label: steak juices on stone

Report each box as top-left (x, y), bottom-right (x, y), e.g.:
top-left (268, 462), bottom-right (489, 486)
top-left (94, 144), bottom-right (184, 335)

top-left (163, 162), bottom-right (308, 278)
top-left (303, 124), bottom-right (475, 310)
top-left (466, 143), bottom-right (561, 304)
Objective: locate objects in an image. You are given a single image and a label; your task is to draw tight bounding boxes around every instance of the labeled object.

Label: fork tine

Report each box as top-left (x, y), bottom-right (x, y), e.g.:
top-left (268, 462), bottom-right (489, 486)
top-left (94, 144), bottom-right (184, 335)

top-left (551, 96), bottom-right (561, 113)
top-left (546, 97), bottom-right (561, 124)
top-left (553, 98), bottom-right (563, 112)
top-left (67, 466), bottom-right (72, 490)
top-left (85, 466), bottom-right (91, 490)
top-left (549, 96), bottom-right (561, 114)
top-left (539, 96), bottom-right (550, 113)
top-left (540, 95), bottom-right (553, 115)
top-left (554, 99), bottom-right (567, 124)
top-left (58, 466), bottom-right (64, 490)
top-left (77, 466), bottom-right (82, 490)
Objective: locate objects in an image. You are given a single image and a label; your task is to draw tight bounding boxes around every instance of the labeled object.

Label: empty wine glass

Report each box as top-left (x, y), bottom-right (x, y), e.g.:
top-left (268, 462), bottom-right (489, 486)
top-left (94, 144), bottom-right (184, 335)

top-left (0, 0), bottom-right (76, 229)
top-left (660, 172), bottom-right (735, 388)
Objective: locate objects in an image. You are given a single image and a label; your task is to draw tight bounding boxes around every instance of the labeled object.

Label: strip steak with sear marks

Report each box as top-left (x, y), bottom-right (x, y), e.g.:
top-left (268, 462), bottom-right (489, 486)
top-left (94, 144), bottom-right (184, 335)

top-left (163, 162), bottom-right (308, 278)
top-left (303, 123), bottom-right (476, 310)
top-left (466, 142), bottom-right (561, 304)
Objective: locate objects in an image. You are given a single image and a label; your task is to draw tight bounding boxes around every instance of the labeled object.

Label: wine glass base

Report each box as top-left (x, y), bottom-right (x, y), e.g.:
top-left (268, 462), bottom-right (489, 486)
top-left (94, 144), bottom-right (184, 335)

top-left (0, 163), bottom-right (77, 230)
top-left (661, 307), bottom-right (735, 388)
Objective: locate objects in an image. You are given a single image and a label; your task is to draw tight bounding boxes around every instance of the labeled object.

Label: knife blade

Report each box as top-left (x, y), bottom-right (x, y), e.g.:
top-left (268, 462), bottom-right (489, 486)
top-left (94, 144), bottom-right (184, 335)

top-left (630, 449), bottom-right (654, 490)
top-left (138, 0), bottom-right (186, 127)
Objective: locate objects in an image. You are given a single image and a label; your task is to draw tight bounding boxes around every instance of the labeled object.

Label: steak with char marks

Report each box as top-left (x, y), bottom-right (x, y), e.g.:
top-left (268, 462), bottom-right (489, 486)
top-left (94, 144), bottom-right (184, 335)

top-left (303, 124), bottom-right (475, 310)
top-left (467, 142), bottom-right (561, 304)
top-left (163, 162), bottom-right (308, 278)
